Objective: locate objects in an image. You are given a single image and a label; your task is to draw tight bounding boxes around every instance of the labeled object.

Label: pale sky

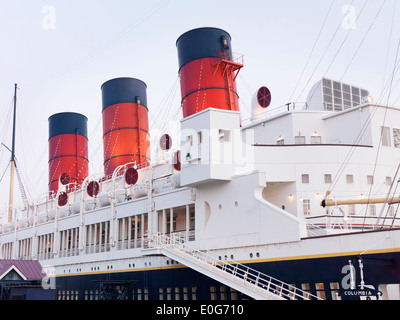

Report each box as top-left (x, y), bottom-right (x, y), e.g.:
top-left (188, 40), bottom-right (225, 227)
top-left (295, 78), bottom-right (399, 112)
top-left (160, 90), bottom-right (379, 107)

top-left (0, 0), bottom-right (399, 208)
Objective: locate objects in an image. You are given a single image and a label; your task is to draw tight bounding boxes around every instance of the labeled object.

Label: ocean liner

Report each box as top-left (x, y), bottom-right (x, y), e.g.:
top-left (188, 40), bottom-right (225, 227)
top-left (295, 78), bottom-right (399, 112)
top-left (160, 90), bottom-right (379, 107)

top-left (1, 26), bottom-right (400, 301)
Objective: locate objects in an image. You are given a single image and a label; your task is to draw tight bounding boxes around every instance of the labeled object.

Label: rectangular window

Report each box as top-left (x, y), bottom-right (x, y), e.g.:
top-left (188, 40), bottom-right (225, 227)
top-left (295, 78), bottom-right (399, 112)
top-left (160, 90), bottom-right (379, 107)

top-left (210, 286), bottom-right (217, 300)
top-left (323, 78), bottom-right (332, 89)
top-left (303, 199), bottom-right (311, 216)
top-left (361, 89), bottom-right (369, 99)
top-left (324, 174), bottom-right (332, 184)
top-left (388, 206), bottom-right (394, 217)
top-left (367, 175), bottom-right (374, 185)
top-left (295, 136), bottom-right (306, 144)
top-left (323, 94), bottom-right (333, 103)
top-left (301, 283), bottom-right (311, 299)
top-left (175, 287), bottom-right (180, 300)
top-left (346, 174), bottom-right (354, 184)
top-left (348, 204), bottom-right (355, 215)
top-left (352, 87), bottom-right (360, 105)
top-left (192, 287), bottom-right (197, 300)
top-left (393, 128), bottom-right (400, 148)
top-left (386, 176), bottom-right (392, 186)
top-left (302, 174), bottom-right (309, 184)
top-left (330, 283), bottom-right (340, 300)
top-left (315, 283), bottom-right (326, 300)
top-left (218, 129), bottom-right (230, 143)
top-left (230, 288), bottom-right (238, 300)
top-left (369, 204), bottom-right (376, 216)
top-left (220, 286), bottom-right (227, 300)
top-left (294, 136), bottom-right (306, 144)
top-left (311, 135), bottom-right (322, 144)
top-left (381, 127), bottom-right (390, 146)
top-left (187, 135), bottom-right (193, 147)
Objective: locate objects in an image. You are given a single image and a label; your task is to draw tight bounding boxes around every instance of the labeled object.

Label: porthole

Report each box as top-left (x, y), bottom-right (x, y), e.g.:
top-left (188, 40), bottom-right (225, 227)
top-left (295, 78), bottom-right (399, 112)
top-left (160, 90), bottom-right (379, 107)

top-left (234, 201), bottom-right (238, 207)
top-left (249, 253), bottom-right (253, 258)
top-left (256, 252), bottom-right (260, 258)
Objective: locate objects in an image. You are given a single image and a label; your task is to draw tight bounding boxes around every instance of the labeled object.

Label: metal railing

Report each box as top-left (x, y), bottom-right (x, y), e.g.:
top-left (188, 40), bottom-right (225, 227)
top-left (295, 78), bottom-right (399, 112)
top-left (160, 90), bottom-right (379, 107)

top-left (149, 232), bottom-right (322, 300)
top-left (305, 215), bottom-right (400, 237)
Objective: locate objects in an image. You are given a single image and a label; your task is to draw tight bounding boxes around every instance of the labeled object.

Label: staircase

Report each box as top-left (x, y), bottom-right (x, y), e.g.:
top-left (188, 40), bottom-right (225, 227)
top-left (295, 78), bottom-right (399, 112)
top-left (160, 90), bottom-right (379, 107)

top-left (146, 233), bottom-right (321, 300)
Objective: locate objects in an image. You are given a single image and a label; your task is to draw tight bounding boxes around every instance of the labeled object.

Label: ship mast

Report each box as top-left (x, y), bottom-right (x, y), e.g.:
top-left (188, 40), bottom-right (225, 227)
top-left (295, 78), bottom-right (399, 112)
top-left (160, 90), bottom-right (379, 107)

top-left (8, 83), bottom-right (17, 223)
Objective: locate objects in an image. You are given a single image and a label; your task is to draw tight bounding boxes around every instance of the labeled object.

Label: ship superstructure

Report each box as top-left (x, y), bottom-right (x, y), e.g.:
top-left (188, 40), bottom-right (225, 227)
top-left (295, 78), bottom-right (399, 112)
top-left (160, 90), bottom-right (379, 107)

top-left (1, 27), bottom-right (400, 301)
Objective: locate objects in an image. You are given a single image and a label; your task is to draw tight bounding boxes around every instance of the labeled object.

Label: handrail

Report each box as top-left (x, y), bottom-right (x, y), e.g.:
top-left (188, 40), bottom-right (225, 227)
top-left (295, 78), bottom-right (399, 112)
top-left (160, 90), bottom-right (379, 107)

top-left (149, 232), bottom-right (322, 300)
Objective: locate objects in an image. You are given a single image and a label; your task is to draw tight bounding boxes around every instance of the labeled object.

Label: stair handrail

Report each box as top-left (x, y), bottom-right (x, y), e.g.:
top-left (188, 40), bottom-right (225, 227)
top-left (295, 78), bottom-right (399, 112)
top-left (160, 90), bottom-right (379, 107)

top-left (150, 232), bottom-right (322, 300)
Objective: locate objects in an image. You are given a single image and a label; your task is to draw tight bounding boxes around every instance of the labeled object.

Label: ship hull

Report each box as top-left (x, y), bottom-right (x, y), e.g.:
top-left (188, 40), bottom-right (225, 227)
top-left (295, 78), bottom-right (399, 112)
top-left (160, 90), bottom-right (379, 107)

top-left (53, 246), bottom-right (400, 300)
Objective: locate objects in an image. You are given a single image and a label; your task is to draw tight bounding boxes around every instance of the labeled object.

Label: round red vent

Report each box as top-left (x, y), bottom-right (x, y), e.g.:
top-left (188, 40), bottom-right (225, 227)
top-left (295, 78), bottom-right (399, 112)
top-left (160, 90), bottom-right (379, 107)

top-left (87, 181), bottom-right (100, 197)
top-left (59, 172), bottom-right (71, 185)
top-left (58, 192), bottom-right (68, 206)
top-left (257, 86), bottom-right (271, 108)
top-left (125, 167), bottom-right (139, 185)
top-left (160, 134), bottom-right (172, 151)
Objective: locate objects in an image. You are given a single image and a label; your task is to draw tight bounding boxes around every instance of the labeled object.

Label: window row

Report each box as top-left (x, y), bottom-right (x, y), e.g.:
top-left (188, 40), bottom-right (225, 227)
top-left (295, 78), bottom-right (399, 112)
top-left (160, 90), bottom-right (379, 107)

top-left (381, 126), bottom-right (400, 148)
top-left (302, 200), bottom-right (396, 217)
top-left (56, 282), bottom-right (343, 300)
top-left (301, 174), bottom-right (392, 185)
top-left (58, 286), bottom-right (198, 301)
top-left (277, 134), bottom-right (322, 145)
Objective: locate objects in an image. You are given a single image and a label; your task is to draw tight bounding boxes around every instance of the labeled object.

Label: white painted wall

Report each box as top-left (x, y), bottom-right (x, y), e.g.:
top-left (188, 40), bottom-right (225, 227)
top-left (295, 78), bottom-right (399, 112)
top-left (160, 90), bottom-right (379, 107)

top-left (195, 171), bottom-right (305, 250)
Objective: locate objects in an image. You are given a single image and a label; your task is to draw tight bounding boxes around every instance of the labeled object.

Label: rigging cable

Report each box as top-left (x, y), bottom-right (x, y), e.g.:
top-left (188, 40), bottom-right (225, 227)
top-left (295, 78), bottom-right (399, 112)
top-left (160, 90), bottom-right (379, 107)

top-left (362, 37), bottom-right (400, 229)
top-left (377, 164), bottom-right (400, 228)
top-left (302, 0), bottom-right (370, 104)
top-left (381, 0), bottom-right (398, 93)
top-left (0, 162), bottom-right (10, 184)
top-left (0, 96), bottom-right (14, 166)
top-left (339, 0), bottom-right (388, 82)
top-left (294, 0), bottom-right (357, 103)
top-left (24, 0), bottom-right (170, 88)
top-left (326, 56), bottom-right (400, 197)
top-left (288, 0), bottom-right (335, 103)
